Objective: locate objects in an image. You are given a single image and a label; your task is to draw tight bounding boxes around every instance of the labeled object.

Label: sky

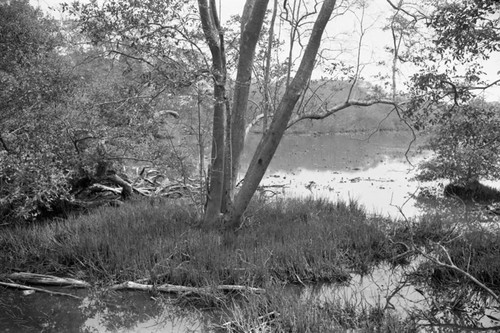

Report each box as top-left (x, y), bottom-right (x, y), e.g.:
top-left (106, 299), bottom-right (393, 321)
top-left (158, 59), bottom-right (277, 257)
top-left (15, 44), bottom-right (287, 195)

top-left (32, 0), bottom-right (500, 102)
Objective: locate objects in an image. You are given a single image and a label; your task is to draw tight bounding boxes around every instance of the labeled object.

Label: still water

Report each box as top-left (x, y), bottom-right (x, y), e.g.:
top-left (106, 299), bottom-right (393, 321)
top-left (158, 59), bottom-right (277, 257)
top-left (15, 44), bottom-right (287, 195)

top-left (241, 131), bottom-right (425, 218)
top-left (0, 289), bottom-right (209, 332)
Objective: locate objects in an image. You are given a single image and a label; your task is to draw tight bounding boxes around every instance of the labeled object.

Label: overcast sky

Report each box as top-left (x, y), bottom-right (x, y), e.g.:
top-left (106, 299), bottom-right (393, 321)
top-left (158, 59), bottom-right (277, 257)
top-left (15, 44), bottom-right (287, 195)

top-left (32, 0), bottom-right (499, 102)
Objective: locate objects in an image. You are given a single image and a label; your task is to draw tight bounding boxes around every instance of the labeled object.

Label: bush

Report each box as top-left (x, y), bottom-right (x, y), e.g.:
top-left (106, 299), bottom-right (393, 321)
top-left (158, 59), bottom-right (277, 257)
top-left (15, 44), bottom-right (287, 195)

top-left (416, 100), bottom-right (500, 185)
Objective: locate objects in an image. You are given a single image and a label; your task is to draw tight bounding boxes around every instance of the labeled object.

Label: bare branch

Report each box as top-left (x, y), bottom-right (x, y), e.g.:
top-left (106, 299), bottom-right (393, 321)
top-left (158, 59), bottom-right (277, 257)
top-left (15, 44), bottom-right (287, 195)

top-left (288, 98), bottom-right (398, 127)
top-left (420, 244), bottom-right (500, 304)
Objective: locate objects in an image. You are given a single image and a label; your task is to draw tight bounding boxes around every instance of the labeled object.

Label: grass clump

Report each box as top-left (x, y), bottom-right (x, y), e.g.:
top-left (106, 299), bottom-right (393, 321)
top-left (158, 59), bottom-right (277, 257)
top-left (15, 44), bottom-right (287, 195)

top-left (217, 287), bottom-right (419, 333)
top-left (0, 197), bottom-right (392, 287)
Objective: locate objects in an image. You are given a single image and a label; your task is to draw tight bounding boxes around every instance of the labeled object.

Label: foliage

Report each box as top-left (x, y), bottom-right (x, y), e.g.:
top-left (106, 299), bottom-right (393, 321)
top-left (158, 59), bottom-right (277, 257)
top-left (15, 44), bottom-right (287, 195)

top-left (65, 0), bottom-right (207, 88)
top-left (416, 100), bottom-right (500, 184)
top-left (404, 1), bottom-right (499, 128)
top-left (0, 1), bottom-right (200, 223)
top-left (0, 1), bottom-right (78, 221)
top-left (428, 0), bottom-right (500, 62)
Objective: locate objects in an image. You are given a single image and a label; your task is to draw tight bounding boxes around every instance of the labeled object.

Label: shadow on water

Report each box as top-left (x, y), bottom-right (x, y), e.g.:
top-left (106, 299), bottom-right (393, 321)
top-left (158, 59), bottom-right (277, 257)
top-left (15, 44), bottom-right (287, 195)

top-left (0, 288), bottom-right (211, 332)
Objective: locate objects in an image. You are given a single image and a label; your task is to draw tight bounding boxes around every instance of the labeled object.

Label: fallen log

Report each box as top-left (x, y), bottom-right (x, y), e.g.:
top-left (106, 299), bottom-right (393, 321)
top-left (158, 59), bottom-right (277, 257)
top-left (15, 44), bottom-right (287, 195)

top-left (4, 272), bottom-right (91, 288)
top-left (109, 281), bottom-right (265, 294)
top-left (0, 281), bottom-right (82, 299)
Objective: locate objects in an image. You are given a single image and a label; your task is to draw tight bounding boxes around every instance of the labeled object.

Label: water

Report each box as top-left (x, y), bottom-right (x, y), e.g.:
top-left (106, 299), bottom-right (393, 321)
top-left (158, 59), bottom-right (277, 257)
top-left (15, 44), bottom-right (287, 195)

top-left (306, 263), bottom-right (426, 315)
top-left (241, 131), bottom-right (426, 218)
top-left (0, 288), bottom-right (210, 332)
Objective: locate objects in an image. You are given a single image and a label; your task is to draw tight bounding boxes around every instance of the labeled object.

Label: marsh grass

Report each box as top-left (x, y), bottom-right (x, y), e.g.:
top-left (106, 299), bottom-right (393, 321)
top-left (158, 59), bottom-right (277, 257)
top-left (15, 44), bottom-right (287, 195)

top-left (2, 196), bottom-right (500, 331)
top-left (216, 286), bottom-right (419, 333)
top-left (0, 197), bottom-right (391, 286)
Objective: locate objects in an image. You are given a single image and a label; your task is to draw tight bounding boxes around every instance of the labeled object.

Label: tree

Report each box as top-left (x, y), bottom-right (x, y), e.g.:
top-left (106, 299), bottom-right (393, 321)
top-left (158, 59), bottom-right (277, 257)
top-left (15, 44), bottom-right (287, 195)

top-left (1, 0), bottom-right (206, 223)
top-left (392, 1), bottom-right (500, 186)
top-left (0, 1), bottom-right (79, 221)
top-left (67, 0), bottom-right (421, 229)
top-left (400, 0), bottom-right (500, 125)
top-left (197, 0), bottom-right (231, 224)
top-left (416, 100), bottom-right (500, 184)
top-left (224, 0), bottom-right (338, 229)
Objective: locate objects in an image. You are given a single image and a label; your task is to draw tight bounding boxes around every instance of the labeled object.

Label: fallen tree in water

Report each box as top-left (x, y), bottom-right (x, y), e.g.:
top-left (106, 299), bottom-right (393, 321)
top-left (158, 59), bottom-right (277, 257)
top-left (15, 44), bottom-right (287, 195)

top-left (0, 272), bottom-right (264, 299)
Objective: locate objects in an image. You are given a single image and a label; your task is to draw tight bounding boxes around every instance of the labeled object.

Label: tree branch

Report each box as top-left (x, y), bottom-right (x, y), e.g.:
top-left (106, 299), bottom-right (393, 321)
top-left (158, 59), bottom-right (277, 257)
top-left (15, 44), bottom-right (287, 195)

top-left (288, 98), bottom-right (398, 127)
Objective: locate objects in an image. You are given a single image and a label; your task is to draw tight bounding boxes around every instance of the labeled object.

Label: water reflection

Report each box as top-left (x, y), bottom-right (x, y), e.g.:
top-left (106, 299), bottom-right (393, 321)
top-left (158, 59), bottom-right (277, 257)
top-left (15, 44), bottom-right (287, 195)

top-left (0, 288), bottom-right (209, 332)
top-left (304, 263), bottom-right (427, 316)
top-left (242, 132), bottom-right (500, 221)
top-left (299, 261), bottom-right (500, 331)
top-left (242, 131), bottom-right (420, 173)
top-left (241, 132), bottom-right (427, 218)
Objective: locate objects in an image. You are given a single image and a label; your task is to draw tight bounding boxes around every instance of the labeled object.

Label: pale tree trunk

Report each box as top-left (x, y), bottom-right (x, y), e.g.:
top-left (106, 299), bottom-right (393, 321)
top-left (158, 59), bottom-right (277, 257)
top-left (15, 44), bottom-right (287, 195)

top-left (226, 0), bottom-right (338, 230)
top-left (228, 0), bottom-right (270, 204)
top-left (198, 0), bottom-right (227, 225)
top-left (196, 86), bottom-right (205, 202)
top-left (263, 0), bottom-right (278, 133)
top-left (222, 97), bottom-right (232, 213)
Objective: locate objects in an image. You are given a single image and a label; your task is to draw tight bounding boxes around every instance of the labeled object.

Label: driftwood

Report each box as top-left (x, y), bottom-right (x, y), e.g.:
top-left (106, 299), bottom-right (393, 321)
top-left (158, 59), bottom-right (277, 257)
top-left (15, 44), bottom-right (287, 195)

top-left (2, 272), bottom-right (263, 294)
top-left (0, 281), bottom-right (82, 299)
top-left (109, 281), bottom-right (265, 295)
top-left (4, 272), bottom-right (91, 288)
top-left (1, 272), bottom-right (264, 303)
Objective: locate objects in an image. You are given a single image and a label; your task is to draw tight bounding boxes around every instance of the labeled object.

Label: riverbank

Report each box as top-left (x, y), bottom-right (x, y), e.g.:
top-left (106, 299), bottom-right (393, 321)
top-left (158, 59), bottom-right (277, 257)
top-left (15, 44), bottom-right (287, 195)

top-left (1, 197), bottom-right (500, 332)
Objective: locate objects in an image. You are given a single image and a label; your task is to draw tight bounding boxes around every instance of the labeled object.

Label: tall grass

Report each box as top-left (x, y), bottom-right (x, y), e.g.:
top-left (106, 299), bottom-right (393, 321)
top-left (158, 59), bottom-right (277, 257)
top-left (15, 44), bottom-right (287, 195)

top-left (0, 197), bottom-right (391, 286)
top-left (217, 287), bottom-right (419, 333)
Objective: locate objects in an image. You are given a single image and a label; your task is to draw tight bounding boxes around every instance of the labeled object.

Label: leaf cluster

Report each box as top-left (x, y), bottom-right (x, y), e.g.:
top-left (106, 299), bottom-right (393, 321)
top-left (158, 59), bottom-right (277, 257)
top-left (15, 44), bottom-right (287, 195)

top-left (429, 0), bottom-right (500, 62)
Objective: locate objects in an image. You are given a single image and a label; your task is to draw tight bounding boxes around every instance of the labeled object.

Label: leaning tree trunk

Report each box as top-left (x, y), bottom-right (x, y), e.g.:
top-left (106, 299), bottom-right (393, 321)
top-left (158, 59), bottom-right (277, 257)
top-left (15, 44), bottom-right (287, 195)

top-left (226, 0), bottom-right (338, 230)
top-left (228, 0), bottom-right (270, 204)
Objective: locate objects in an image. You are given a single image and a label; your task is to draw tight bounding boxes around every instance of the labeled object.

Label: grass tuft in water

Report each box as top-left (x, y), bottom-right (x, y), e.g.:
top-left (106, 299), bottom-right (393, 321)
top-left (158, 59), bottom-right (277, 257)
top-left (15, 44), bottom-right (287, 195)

top-left (217, 286), bottom-right (419, 333)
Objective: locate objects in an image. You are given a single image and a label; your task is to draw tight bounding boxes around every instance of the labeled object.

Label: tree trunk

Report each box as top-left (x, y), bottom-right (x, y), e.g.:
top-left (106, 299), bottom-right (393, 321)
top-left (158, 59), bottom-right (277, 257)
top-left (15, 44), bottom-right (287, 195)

top-left (262, 0), bottom-right (278, 133)
top-left (198, 0), bottom-right (227, 225)
top-left (226, 0), bottom-right (338, 230)
top-left (229, 0), bottom-right (270, 203)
